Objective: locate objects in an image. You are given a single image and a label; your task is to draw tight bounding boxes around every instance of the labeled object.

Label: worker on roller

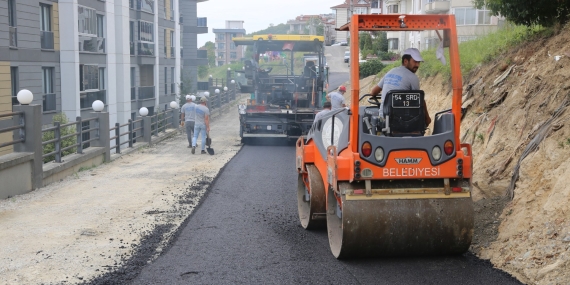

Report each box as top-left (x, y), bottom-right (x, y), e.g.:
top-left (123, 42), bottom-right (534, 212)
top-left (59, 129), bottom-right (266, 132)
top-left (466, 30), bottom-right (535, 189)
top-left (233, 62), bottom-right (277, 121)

top-left (326, 86), bottom-right (346, 109)
top-left (314, 101), bottom-right (332, 122)
top-left (370, 48), bottom-right (432, 126)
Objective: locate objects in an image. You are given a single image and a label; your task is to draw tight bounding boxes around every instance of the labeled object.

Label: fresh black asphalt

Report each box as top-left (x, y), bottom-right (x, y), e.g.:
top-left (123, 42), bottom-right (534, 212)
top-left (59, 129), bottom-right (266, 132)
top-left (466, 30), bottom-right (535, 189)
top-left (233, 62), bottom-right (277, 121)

top-left (130, 143), bottom-right (522, 285)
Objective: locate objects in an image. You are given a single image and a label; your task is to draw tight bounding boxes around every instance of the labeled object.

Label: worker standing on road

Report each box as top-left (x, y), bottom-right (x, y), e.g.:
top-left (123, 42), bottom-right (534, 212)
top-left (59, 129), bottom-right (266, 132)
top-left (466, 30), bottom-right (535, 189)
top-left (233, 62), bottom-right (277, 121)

top-left (326, 86), bottom-right (347, 109)
top-left (180, 95), bottom-right (197, 148)
top-left (370, 48), bottom-right (431, 126)
top-left (314, 101), bottom-right (332, 122)
top-left (192, 97), bottom-right (210, 155)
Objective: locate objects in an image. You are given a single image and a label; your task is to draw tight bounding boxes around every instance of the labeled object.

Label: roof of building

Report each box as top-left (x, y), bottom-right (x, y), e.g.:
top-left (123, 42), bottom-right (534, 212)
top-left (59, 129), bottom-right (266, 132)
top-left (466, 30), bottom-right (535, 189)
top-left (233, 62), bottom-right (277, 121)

top-left (331, 0), bottom-right (371, 9)
top-left (212, 28), bottom-right (246, 34)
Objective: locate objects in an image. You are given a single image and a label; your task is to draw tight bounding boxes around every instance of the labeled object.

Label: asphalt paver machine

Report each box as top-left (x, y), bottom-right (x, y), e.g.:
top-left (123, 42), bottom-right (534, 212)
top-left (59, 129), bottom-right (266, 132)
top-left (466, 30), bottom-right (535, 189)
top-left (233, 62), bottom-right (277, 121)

top-left (233, 35), bottom-right (328, 142)
top-left (296, 14), bottom-right (474, 258)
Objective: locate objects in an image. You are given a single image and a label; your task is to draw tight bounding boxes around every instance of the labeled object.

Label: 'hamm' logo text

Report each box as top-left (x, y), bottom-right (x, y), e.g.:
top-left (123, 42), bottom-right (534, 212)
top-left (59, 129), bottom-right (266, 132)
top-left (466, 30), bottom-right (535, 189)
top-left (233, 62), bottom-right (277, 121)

top-left (395, 157), bottom-right (422, 164)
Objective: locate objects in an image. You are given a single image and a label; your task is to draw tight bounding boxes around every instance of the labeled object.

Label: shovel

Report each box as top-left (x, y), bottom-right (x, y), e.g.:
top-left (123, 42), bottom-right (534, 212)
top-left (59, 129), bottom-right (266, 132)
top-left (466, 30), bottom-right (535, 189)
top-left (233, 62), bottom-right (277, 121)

top-left (206, 132), bottom-right (214, 155)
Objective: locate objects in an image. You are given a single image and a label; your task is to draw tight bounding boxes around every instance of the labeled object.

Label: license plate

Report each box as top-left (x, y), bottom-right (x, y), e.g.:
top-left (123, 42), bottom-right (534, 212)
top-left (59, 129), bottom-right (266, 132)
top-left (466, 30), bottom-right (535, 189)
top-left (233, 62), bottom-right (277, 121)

top-left (392, 93), bottom-right (421, 108)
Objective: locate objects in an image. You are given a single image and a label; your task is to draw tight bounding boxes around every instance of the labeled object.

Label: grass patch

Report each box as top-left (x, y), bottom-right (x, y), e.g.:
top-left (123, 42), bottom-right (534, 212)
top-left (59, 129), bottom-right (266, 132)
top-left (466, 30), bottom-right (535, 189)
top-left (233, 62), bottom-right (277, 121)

top-left (376, 24), bottom-right (551, 80)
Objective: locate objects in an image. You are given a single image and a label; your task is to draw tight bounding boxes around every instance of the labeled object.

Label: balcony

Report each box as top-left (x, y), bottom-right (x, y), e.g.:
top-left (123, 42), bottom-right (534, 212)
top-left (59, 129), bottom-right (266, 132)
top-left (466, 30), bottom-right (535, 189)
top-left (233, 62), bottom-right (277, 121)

top-left (138, 42), bottom-right (155, 56)
top-left (130, 42), bottom-right (135, 55)
top-left (136, 0), bottom-right (154, 14)
top-left (79, 36), bottom-right (105, 53)
top-left (43, 93), bottom-right (56, 112)
top-left (370, 8), bottom-right (381, 14)
top-left (41, 31), bottom-right (54, 49)
top-left (9, 26), bottom-right (17, 47)
top-left (138, 86), bottom-right (155, 100)
top-left (424, 0), bottom-right (450, 14)
top-left (80, 90), bottom-right (106, 109)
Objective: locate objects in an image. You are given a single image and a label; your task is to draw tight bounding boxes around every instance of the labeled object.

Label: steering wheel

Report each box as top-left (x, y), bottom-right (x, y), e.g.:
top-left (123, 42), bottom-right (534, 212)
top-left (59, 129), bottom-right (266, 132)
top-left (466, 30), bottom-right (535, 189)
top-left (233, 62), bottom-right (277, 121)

top-left (358, 94), bottom-right (381, 106)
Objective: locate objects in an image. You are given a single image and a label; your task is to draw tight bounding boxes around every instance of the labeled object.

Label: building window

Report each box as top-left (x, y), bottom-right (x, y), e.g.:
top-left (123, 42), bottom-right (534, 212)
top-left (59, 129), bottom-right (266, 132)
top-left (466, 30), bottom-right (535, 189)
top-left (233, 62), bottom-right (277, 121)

top-left (387, 5), bottom-right (398, 13)
top-left (8, 0), bottom-right (16, 26)
top-left (230, 52), bottom-right (237, 59)
top-left (230, 42), bottom-right (236, 50)
top-left (10, 67), bottom-right (19, 106)
top-left (42, 67), bottom-right (56, 112)
top-left (139, 21), bottom-right (154, 42)
top-left (216, 33), bottom-right (225, 41)
top-left (454, 7), bottom-right (477, 25)
top-left (478, 8), bottom-right (492, 25)
top-left (79, 64), bottom-right (99, 91)
top-left (164, 67), bottom-right (168, 94)
top-left (354, 7), bottom-right (367, 14)
top-left (371, 0), bottom-right (379, 9)
top-left (218, 43), bottom-right (225, 50)
top-left (99, 67), bottom-right (105, 90)
top-left (78, 6), bottom-right (97, 35)
top-left (388, 38), bottom-right (399, 50)
top-left (171, 67), bottom-right (175, 94)
top-left (218, 52), bottom-right (225, 59)
top-left (130, 67), bottom-right (136, 100)
top-left (170, 30), bottom-right (174, 47)
top-left (97, 14), bottom-right (104, 37)
top-left (40, 4), bottom-right (52, 32)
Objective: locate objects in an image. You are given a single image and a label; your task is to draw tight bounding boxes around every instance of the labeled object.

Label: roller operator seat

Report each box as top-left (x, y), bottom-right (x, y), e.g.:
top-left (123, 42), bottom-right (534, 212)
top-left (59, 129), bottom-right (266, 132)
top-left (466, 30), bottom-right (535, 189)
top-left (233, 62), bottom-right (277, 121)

top-left (382, 90), bottom-right (426, 137)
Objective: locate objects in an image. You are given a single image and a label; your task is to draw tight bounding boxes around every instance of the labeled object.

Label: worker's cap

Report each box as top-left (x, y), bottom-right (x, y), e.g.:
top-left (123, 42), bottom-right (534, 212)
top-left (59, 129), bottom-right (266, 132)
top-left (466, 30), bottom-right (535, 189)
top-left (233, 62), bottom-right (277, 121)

top-left (403, 48), bottom-right (423, 62)
top-left (185, 95), bottom-right (191, 100)
top-left (190, 95), bottom-right (196, 101)
top-left (200, 97), bottom-right (208, 102)
top-left (339, 86), bottom-right (346, 92)
top-left (323, 102), bottom-right (332, 108)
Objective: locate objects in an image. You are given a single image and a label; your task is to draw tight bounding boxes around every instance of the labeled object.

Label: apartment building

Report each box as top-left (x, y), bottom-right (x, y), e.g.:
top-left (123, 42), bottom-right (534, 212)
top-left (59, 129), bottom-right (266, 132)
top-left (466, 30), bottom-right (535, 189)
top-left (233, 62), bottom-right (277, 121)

top-left (180, 0), bottom-right (208, 93)
top-left (382, 0), bottom-right (503, 52)
top-left (212, 20), bottom-right (245, 67)
top-left (0, 0), bottom-right (208, 153)
top-left (331, 0), bottom-right (381, 43)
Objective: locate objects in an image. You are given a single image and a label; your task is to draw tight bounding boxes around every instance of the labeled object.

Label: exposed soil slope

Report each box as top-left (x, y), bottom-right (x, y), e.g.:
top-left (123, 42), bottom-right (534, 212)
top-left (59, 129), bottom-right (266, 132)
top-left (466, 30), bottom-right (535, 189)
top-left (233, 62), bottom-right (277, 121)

top-left (345, 25), bottom-right (570, 285)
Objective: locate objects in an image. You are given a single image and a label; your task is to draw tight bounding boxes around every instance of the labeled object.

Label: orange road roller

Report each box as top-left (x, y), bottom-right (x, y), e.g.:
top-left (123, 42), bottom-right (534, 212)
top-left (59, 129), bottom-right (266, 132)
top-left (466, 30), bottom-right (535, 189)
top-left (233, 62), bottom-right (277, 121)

top-left (296, 14), bottom-right (474, 258)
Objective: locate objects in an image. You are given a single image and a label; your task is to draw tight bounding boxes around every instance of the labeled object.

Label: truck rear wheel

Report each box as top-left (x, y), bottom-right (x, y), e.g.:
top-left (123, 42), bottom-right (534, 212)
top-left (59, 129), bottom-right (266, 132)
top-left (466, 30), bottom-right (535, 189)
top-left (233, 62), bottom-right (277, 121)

top-left (297, 165), bottom-right (326, 229)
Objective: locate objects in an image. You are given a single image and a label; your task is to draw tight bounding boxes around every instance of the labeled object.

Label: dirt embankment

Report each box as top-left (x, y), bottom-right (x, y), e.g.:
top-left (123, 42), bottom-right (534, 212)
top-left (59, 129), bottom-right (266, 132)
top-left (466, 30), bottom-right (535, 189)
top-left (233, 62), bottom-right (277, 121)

top-left (347, 25), bottom-right (570, 285)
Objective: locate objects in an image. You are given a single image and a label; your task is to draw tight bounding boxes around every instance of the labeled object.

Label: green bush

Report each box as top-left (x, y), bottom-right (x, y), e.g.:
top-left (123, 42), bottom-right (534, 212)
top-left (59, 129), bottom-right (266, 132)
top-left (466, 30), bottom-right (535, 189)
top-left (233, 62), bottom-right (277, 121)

top-left (360, 60), bottom-right (385, 78)
top-left (42, 113), bottom-right (77, 163)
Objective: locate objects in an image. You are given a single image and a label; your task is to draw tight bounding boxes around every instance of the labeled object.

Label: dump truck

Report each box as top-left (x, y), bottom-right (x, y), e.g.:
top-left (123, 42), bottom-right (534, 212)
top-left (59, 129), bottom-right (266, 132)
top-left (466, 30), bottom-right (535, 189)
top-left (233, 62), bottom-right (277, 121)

top-left (296, 14), bottom-right (474, 258)
top-left (233, 34), bottom-right (328, 142)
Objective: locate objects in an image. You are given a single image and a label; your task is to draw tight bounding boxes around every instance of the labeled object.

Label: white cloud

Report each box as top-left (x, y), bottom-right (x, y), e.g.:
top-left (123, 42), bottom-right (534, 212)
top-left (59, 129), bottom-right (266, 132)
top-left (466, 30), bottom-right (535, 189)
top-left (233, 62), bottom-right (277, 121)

top-left (196, 0), bottom-right (336, 47)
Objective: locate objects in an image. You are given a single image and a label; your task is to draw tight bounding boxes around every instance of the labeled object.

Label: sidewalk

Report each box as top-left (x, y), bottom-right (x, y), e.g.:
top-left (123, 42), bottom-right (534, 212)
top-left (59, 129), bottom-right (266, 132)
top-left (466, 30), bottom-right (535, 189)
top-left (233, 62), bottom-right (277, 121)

top-left (0, 97), bottom-right (245, 284)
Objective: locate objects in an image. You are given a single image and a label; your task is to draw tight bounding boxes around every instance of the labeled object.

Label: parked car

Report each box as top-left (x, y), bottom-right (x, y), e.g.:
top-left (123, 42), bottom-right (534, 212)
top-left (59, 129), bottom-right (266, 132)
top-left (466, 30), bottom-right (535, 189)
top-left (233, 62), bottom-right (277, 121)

top-left (344, 51), bottom-right (350, 63)
top-left (340, 41), bottom-right (348, 46)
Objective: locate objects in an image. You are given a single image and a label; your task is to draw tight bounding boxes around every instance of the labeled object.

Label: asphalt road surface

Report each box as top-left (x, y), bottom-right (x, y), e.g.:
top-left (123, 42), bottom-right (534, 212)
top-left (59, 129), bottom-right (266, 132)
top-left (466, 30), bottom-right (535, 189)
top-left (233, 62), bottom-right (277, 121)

top-left (133, 144), bottom-right (521, 285)
top-left (325, 45), bottom-right (350, 92)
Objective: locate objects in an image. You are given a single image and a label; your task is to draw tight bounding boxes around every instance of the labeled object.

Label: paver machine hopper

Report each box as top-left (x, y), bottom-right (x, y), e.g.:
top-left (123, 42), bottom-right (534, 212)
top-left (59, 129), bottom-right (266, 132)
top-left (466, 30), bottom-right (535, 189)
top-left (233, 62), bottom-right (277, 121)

top-left (296, 14), bottom-right (474, 258)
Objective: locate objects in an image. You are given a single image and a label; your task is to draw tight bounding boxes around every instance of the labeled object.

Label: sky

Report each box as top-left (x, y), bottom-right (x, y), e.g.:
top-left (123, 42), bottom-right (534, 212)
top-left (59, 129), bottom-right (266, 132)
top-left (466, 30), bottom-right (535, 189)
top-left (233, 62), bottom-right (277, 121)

top-left (196, 0), bottom-right (337, 47)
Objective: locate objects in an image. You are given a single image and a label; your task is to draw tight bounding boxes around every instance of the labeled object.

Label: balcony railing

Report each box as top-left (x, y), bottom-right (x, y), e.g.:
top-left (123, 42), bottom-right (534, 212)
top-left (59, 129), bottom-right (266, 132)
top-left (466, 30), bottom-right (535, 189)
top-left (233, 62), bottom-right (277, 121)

top-left (41, 31), bottom-right (54, 49)
top-left (131, 87), bottom-right (136, 100)
top-left (43, 93), bottom-right (56, 112)
top-left (80, 90), bottom-right (106, 109)
top-left (197, 17), bottom-right (207, 27)
top-left (138, 86), bottom-right (155, 100)
top-left (138, 42), bottom-right (155, 56)
top-left (130, 42), bottom-right (135, 55)
top-left (424, 0), bottom-right (450, 14)
top-left (136, 0), bottom-right (154, 14)
top-left (79, 36), bottom-right (105, 53)
top-left (9, 26), bottom-right (17, 47)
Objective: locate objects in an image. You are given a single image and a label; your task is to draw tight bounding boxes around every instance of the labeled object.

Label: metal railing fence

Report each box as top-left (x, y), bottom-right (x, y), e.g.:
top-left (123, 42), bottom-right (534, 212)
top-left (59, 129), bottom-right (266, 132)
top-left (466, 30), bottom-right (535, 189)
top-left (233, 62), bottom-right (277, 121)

top-left (41, 116), bottom-right (99, 163)
top-left (0, 111), bottom-right (25, 148)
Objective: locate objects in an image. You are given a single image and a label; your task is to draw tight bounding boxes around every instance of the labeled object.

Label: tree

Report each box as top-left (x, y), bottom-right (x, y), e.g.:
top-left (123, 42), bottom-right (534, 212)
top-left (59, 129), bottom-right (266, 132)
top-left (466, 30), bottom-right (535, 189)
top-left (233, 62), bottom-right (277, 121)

top-left (202, 41), bottom-right (215, 67)
top-left (473, 0), bottom-right (569, 26)
top-left (179, 68), bottom-right (193, 102)
top-left (42, 113), bottom-right (77, 163)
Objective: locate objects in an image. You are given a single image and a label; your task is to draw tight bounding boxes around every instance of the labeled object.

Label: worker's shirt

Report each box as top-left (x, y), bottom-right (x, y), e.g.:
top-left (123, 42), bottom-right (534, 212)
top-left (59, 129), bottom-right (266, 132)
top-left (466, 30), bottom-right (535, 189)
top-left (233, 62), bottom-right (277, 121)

top-left (195, 104), bottom-right (210, 126)
top-left (328, 92), bottom-right (345, 109)
top-left (377, 66), bottom-right (420, 117)
top-left (314, 109), bottom-right (331, 122)
top-left (181, 102), bottom-right (196, 122)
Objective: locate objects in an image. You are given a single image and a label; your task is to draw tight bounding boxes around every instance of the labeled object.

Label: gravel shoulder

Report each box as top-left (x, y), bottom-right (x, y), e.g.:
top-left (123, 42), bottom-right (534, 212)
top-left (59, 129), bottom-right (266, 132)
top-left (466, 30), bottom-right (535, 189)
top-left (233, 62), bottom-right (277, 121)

top-left (0, 97), bottom-right (245, 284)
